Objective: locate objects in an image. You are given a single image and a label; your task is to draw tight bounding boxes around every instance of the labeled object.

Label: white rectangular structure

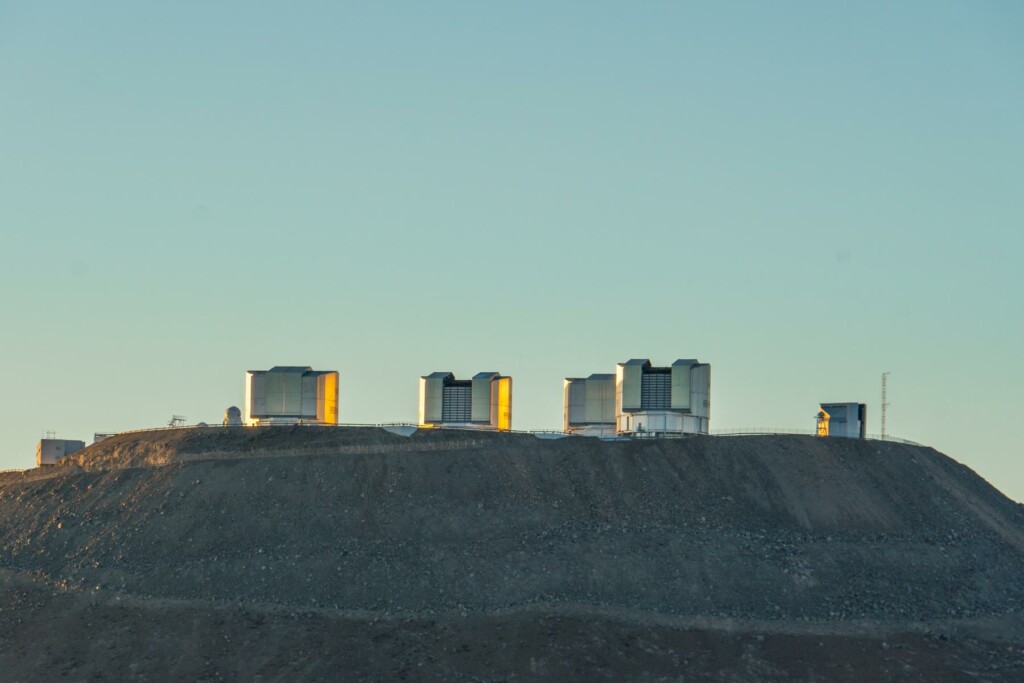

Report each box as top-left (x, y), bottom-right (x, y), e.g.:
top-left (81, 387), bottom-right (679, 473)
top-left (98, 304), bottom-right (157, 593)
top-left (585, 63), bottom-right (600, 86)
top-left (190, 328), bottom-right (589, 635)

top-left (614, 359), bottom-right (711, 435)
top-left (563, 374), bottom-right (616, 436)
top-left (244, 366), bottom-right (339, 425)
top-left (817, 403), bottom-right (867, 439)
top-left (36, 439), bottom-right (85, 467)
top-left (419, 371), bottom-right (512, 431)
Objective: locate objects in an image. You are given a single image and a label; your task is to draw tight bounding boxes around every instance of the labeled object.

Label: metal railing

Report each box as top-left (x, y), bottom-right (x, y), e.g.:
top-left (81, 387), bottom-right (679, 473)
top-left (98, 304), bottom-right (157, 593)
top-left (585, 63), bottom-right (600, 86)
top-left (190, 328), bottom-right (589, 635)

top-left (711, 428), bottom-right (817, 437)
top-left (112, 422), bottom-right (569, 437)
top-left (711, 428), bottom-right (922, 446)
top-left (4, 425), bottom-right (925, 474)
top-left (108, 422), bottom-right (920, 445)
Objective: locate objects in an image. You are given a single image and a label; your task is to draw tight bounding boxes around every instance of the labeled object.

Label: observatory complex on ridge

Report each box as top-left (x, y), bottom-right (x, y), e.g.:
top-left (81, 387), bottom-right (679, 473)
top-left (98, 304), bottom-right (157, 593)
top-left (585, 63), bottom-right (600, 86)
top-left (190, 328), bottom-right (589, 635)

top-left (29, 355), bottom-right (894, 468)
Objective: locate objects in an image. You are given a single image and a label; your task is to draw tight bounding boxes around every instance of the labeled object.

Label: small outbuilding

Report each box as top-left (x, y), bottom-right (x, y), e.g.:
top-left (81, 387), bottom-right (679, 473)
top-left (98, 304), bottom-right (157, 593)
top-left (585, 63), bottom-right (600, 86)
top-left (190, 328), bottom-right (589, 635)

top-left (223, 406), bottom-right (243, 426)
top-left (36, 439), bottom-right (85, 467)
top-left (817, 403), bottom-right (867, 439)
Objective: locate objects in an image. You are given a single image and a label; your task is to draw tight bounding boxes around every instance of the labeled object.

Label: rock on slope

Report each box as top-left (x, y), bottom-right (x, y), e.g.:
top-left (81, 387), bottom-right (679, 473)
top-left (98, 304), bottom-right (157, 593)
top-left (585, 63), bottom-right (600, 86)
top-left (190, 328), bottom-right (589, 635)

top-left (0, 427), bottom-right (1022, 681)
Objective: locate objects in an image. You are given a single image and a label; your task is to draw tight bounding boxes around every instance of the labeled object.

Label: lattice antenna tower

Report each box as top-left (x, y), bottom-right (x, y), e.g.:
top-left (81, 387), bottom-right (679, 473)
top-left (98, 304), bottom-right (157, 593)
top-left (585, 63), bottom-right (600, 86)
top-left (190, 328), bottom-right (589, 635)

top-left (881, 372), bottom-right (891, 438)
top-left (168, 415), bottom-right (186, 428)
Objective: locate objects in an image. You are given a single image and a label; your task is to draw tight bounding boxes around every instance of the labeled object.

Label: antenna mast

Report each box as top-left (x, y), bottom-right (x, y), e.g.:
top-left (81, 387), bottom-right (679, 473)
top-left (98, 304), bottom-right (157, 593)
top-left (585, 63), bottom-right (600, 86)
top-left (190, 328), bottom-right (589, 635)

top-left (881, 372), bottom-right (890, 438)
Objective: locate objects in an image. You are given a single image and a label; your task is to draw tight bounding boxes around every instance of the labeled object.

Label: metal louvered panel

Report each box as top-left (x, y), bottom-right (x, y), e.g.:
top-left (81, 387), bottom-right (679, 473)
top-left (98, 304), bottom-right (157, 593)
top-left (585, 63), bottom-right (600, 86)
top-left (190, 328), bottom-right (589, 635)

top-left (442, 385), bottom-right (472, 422)
top-left (640, 372), bottom-right (671, 410)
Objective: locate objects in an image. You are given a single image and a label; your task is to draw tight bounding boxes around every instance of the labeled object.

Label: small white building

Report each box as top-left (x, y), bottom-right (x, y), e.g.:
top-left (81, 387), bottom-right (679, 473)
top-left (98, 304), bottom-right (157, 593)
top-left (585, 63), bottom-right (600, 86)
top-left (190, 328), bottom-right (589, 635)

top-left (419, 371), bottom-right (512, 431)
top-left (244, 366), bottom-right (339, 426)
top-left (563, 374), bottom-right (616, 437)
top-left (816, 403), bottom-right (866, 439)
top-left (36, 439), bottom-right (85, 467)
top-left (615, 359), bottom-right (711, 436)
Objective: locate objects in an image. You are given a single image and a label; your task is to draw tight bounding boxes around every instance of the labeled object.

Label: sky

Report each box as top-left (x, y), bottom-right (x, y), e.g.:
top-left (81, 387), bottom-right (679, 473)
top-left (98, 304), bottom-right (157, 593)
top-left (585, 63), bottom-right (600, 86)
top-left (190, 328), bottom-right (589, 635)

top-left (1, 2), bottom-right (1022, 499)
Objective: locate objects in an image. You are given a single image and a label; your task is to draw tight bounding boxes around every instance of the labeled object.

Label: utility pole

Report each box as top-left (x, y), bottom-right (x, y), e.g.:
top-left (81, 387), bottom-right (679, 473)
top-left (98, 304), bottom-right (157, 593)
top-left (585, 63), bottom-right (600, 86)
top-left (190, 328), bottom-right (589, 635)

top-left (881, 372), bottom-right (891, 438)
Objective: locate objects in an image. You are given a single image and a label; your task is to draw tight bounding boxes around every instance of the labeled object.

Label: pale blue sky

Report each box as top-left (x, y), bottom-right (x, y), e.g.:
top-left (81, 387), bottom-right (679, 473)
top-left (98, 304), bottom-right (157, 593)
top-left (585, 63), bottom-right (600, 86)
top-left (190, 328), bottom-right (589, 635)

top-left (1, 3), bottom-right (1022, 498)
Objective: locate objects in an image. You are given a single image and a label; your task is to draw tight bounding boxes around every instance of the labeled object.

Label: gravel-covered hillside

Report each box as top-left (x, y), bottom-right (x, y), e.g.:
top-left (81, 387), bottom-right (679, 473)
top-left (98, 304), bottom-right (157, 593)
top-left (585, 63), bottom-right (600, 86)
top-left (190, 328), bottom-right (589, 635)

top-left (1, 427), bottom-right (1022, 681)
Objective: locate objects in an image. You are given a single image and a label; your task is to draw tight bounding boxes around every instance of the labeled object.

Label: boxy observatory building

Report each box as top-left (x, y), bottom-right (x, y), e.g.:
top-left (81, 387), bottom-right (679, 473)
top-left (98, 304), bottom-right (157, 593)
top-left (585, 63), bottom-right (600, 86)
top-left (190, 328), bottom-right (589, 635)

top-left (36, 438), bottom-right (85, 467)
top-left (565, 359), bottom-right (711, 436)
top-left (563, 374), bottom-right (616, 437)
top-left (419, 372), bottom-right (512, 431)
top-left (244, 366), bottom-right (339, 426)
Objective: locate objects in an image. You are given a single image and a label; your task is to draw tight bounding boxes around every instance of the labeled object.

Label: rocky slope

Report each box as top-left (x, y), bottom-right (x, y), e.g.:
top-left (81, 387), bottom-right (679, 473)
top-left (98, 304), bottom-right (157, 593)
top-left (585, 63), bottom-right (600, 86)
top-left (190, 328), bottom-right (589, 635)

top-left (1, 427), bottom-right (1022, 680)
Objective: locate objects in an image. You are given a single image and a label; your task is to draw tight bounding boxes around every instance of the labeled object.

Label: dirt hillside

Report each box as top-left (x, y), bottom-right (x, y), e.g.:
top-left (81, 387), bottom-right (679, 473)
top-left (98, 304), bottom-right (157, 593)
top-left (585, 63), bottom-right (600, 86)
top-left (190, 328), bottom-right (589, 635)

top-left (1, 427), bottom-right (1022, 681)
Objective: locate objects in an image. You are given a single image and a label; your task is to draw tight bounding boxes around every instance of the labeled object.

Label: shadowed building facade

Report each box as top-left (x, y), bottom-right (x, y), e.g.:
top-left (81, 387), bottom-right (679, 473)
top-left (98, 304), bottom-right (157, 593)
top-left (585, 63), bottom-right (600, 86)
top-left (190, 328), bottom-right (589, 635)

top-left (563, 374), bottom-right (616, 437)
top-left (36, 438), bottom-right (85, 466)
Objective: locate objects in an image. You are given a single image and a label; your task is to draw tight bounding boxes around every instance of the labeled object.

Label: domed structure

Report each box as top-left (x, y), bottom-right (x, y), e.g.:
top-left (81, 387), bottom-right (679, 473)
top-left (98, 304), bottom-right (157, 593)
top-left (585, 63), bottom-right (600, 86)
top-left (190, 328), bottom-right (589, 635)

top-left (223, 406), bottom-right (242, 426)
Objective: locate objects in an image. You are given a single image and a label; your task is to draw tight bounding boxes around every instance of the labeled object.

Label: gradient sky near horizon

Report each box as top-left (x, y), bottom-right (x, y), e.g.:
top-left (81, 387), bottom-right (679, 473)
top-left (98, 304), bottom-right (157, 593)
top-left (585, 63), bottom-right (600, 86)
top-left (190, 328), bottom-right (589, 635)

top-left (1, 2), bottom-right (1022, 498)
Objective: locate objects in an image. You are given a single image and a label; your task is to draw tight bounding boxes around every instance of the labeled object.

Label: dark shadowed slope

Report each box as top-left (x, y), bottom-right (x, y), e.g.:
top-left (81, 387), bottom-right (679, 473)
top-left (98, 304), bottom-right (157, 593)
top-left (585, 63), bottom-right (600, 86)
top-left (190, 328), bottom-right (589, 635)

top-left (1, 427), bottom-right (1022, 681)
